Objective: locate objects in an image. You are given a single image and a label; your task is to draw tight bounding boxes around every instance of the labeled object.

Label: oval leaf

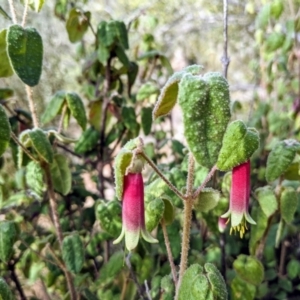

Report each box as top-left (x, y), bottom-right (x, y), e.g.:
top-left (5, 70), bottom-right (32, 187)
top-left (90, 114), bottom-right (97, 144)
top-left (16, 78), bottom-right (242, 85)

top-left (0, 277), bottom-right (14, 300)
top-left (194, 188), bottom-right (220, 212)
top-left (50, 154), bottom-right (72, 195)
top-left (217, 120), bottom-right (259, 171)
top-left (0, 29), bottom-right (13, 78)
top-left (0, 105), bottom-right (11, 157)
top-left (280, 187), bottom-right (297, 223)
top-left (255, 186), bottom-right (278, 218)
top-left (66, 92), bottom-right (87, 130)
top-left (62, 234), bottom-right (84, 273)
top-left (141, 107), bottom-right (153, 135)
top-left (7, 25), bottom-right (43, 86)
top-left (28, 128), bottom-right (53, 163)
top-left (0, 221), bottom-right (17, 263)
top-left (41, 91), bottom-right (66, 124)
top-left (66, 8), bottom-right (91, 43)
top-left (266, 139), bottom-right (300, 182)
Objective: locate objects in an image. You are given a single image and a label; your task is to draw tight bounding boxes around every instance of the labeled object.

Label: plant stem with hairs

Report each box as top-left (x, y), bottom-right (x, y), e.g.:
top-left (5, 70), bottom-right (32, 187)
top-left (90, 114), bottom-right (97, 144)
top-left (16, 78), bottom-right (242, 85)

top-left (175, 154), bottom-right (195, 300)
top-left (222, 0), bottom-right (230, 78)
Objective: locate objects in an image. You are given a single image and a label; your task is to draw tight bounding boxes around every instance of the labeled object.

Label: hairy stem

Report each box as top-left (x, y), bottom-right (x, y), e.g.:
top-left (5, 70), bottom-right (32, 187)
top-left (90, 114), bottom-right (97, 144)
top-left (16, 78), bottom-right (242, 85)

top-left (140, 151), bottom-right (186, 201)
top-left (222, 0), bottom-right (230, 78)
top-left (175, 154), bottom-right (195, 299)
top-left (25, 85), bottom-right (39, 128)
top-left (8, 0), bottom-right (17, 24)
top-left (161, 220), bottom-right (177, 286)
top-left (43, 163), bottom-right (77, 300)
top-left (21, 0), bottom-right (29, 27)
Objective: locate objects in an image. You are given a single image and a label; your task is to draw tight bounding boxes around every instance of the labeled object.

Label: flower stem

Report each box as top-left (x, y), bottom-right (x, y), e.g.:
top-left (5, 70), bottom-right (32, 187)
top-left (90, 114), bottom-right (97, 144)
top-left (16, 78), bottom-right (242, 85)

top-left (25, 85), bottom-right (39, 128)
top-left (21, 0), bottom-right (29, 27)
top-left (140, 151), bottom-right (186, 201)
top-left (161, 220), bottom-right (177, 287)
top-left (8, 0), bottom-right (17, 24)
top-left (175, 154), bottom-right (195, 299)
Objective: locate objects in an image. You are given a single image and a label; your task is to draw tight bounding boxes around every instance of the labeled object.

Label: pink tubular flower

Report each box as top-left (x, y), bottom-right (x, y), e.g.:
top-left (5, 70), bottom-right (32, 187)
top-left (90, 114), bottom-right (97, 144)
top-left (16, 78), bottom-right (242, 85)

top-left (113, 172), bottom-right (158, 251)
top-left (218, 217), bottom-right (228, 233)
top-left (221, 160), bottom-right (256, 238)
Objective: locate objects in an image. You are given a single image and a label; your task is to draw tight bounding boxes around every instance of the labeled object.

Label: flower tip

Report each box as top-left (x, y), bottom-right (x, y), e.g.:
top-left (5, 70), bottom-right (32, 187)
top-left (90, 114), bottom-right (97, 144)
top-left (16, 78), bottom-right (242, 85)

top-left (141, 229), bottom-right (158, 244)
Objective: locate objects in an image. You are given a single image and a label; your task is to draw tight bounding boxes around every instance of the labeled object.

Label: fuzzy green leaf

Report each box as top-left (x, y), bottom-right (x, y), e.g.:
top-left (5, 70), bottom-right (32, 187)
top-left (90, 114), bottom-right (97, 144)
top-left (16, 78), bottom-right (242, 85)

top-left (231, 277), bottom-right (256, 300)
top-left (96, 200), bottom-right (122, 237)
top-left (162, 197), bottom-right (175, 225)
top-left (26, 161), bottom-right (45, 196)
top-left (280, 187), bottom-right (297, 223)
top-left (50, 154), bottom-right (72, 195)
top-left (179, 72), bottom-right (231, 168)
top-left (194, 188), bottom-right (220, 212)
top-left (28, 128), bottom-right (53, 163)
top-left (74, 127), bottom-right (99, 154)
top-left (62, 234), bottom-right (84, 273)
top-left (233, 255), bottom-right (264, 286)
top-left (0, 105), bottom-right (11, 157)
top-left (266, 139), bottom-right (300, 182)
top-left (66, 92), bottom-right (87, 130)
top-left (145, 196), bottom-right (165, 232)
top-left (41, 91), bottom-right (66, 124)
top-left (255, 186), bottom-right (278, 218)
top-left (153, 64), bottom-right (203, 119)
top-left (7, 25), bottom-right (43, 86)
top-left (0, 29), bottom-right (13, 78)
top-left (0, 221), bottom-right (17, 263)
top-left (217, 120), bottom-right (259, 171)
top-left (66, 8), bottom-right (90, 43)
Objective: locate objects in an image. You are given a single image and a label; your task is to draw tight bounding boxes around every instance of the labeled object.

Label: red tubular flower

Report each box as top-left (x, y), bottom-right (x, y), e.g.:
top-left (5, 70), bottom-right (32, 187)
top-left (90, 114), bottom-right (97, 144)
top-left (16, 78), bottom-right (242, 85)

top-left (113, 172), bottom-right (158, 251)
top-left (221, 160), bottom-right (256, 237)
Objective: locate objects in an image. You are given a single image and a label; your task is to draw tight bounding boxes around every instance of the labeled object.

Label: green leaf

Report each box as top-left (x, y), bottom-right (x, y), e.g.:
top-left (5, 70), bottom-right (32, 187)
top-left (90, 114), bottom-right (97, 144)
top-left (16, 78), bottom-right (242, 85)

top-left (265, 32), bottom-right (285, 52)
top-left (271, 0), bottom-right (284, 19)
top-left (50, 154), bottom-right (72, 195)
top-left (28, 128), bottom-right (53, 163)
top-left (41, 91), bottom-right (66, 124)
top-left (62, 234), bottom-right (84, 273)
top-left (153, 64), bottom-right (203, 118)
top-left (0, 105), bottom-right (11, 157)
top-left (231, 276), bottom-right (256, 300)
top-left (26, 161), bottom-right (45, 196)
top-left (0, 221), bottom-right (17, 263)
top-left (161, 275), bottom-right (175, 299)
top-left (141, 107), bottom-right (153, 135)
top-left (287, 259), bottom-right (300, 279)
top-left (0, 88), bottom-right (13, 100)
top-left (145, 197), bottom-right (165, 232)
top-left (7, 25), bottom-right (43, 86)
top-left (0, 277), bottom-right (14, 300)
top-left (98, 251), bottom-right (124, 286)
top-left (66, 92), bottom-right (87, 130)
top-left (283, 162), bottom-right (300, 180)
top-left (216, 120), bottom-right (259, 171)
top-left (280, 187), bottom-right (297, 223)
top-left (162, 197), bottom-right (175, 225)
top-left (255, 186), bottom-right (278, 218)
top-left (266, 139), bottom-right (300, 182)
top-left (115, 44), bottom-right (129, 68)
top-left (121, 106), bottom-right (139, 134)
top-left (256, 4), bottom-right (271, 30)
top-left (0, 29), bottom-right (13, 78)
top-left (114, 150), bottom-right (133, 200)
top-left (95, 200), bottom-right (122, 237)
top-left (114, 21), bottom-right (128, 49)
top-left (66, 8), bottom-right (90, 43)
top-left (74, 127), bottom-right (99, 154)
top-left (194, 188), bottom-right (220, 213)
top-left (136, 82), bottom-right (159, 101)
top-left (97, 43), bottom-right (110, 65)
top-left (233, 255), bottom-right (264, 286)
top-left (179, 72), bottom-right (231, 168)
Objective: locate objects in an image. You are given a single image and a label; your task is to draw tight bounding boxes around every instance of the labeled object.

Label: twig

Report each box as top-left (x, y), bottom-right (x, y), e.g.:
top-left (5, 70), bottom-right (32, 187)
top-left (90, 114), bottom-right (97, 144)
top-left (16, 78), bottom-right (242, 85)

top-left (220, 232), bottom-right (226, 280)
top-left (279, 240), bottom-right (290, 277)
top-left (125, 253), bottom-right (147, 300)
top-left (43, 163), bottom-right (77, 300)
top-left (8, 261), bottom-right (27, 300)
top-left (193, 165), bottom-right (217, 199)
top-left (175, 154), bottom-right (195, 300)
top-left (56, 143), bottom-right (83, 158)
top-left (144, 280), bottom-right (152, 300)
top-left (21, 0), bottom-right (29, 27)
top-left (25, 85), bottom-right (39, 128)
top-left (161, 220), bottom-right (177, 286)
top-left (10, 131), bottom-right (37, 162)
top-left (8, 0), bottom-right (17, 24)
top-left (140, 151), bottom-right (186, 201)
top-left (222, 0), bottom-right (230, 78)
